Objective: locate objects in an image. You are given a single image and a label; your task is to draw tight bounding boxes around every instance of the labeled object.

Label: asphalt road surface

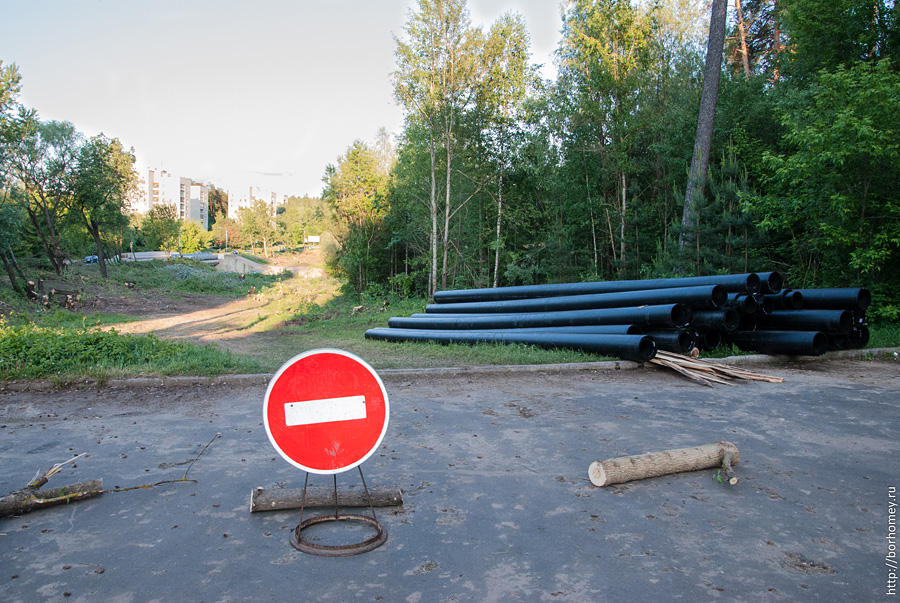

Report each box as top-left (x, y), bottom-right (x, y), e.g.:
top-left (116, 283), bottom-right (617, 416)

top-left (1, 357), bottom-right (898, 602)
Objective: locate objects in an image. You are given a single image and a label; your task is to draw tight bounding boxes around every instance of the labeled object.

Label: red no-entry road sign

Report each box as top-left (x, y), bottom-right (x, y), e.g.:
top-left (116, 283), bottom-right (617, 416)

top-left (263, 349), bottom-right (390, 474)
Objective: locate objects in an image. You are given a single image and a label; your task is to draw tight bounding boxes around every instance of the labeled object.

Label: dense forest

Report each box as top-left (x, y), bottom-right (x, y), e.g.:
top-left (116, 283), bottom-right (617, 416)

top-left (1, 0), bottom-right (899, 321)
top-left (322, 0), bottom-right (899, 320)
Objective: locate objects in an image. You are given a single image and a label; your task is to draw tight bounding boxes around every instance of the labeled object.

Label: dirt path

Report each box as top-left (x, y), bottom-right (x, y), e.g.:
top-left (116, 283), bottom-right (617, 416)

top-left (105, 293), bottom-right (273, 353)
top-left (99, 247), bottom-right (333, 359)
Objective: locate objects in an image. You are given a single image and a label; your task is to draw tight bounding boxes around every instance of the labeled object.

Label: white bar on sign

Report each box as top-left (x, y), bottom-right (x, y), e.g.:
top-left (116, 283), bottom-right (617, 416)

top-left (284, 395), bottom-right (367, 427)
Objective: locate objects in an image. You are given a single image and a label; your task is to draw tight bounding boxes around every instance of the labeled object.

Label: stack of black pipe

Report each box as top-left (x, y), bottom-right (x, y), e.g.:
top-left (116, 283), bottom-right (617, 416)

top-left (364, 271), bottom-right (871, 362)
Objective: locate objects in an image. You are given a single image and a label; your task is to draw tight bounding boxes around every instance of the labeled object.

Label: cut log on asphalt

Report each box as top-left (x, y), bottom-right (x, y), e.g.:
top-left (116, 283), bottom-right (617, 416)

top-left (589, 441), bottom-right (740, 487)
top-left (0, 479), bottom-right (103, 518)
top-left (250, 486), bottom-right (403, 513)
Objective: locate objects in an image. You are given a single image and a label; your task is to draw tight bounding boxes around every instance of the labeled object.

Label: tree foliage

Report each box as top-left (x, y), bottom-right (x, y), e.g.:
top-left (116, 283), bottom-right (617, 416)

top-left (140, 205), bottom-right (180, 256)
top-left (207, 185), bottom-right (228, 228)
top-left (755, 60), bottom-right (900, 287)
top-left (2, 116), bottom-right (81, 274)
top-left (179, 219), bottom-right (210, 254)
top-left (72, 134), bottom-right (138, 278)
top-left (237, 199), bottom-right (276, 258)
top-left (322, 140), bottom-right (390, 292)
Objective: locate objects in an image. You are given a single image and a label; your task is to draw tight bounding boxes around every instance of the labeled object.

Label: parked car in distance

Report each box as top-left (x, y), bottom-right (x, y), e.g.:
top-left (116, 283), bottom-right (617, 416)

top-left (83, 255), bottom-right (98, 264)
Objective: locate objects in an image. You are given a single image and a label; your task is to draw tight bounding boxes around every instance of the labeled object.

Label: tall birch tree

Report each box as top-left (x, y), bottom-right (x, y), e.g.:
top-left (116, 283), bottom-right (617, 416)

top-left (479, 12), bottom-right (533, 287)
top-left (393, 0), bottom-right (482, 294)
top-left (557, 0), bottom-right (658, 278)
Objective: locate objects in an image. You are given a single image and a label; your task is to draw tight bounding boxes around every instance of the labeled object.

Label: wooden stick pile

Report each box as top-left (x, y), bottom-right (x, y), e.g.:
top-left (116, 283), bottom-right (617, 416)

top-left (650, 350), bottom-right (784, 387)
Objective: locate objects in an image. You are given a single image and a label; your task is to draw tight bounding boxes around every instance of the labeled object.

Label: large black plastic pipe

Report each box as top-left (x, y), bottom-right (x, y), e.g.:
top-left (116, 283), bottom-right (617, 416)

top-left (466, 324), bottom-right (643, 335)
top-left (793, 288), bottom-right (871, 310)
top-left (757, 271), bottom-right (784, 294)
top-left (726, 293), bottom-right (758, 314)
top-left (753, 294), bottom-right (775, 316)
top-left (644, 329), bottom-right (697, 354)
top-left (690, 308), bottom-right (740, 331)
top-left (425, 285), bottom-right (726, 314)
top-left (764, 289), bottom-right (803, 310)
top-left (411, 313), bottom-right (518, 319)
top-left (432, 273), bottom-right (761, 304)
top-left (728, 330), bottom-right (828, 356)
top-left (387, 304), bottom-right (691, 331)
top-left (364, 328), bottom-right (657, 363)
top-left (755, 309), bottom-right (853, 334)
top-left (783, 289), bottom-right (804, 309)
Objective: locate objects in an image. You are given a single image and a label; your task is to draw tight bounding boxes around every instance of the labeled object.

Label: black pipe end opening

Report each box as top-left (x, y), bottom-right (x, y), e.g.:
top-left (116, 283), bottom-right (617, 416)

top-left (722, 308), bottom-right (740, 331)
top-left (754, 294), bottom-right (776, 315)
top-left (858, 288), bottom-right (872, 310)
top-left (762, 271), bottom-right (784, 294)
top-left (829, 333), bottom-right (851, 350)
top-left (677, 330), bottom-right (695, 353)
top-left (671, 304), bottom-right (691, 328)
top-left (745, 272), bottom-right (762, 294)
top-left (710, 284), bottom-right (728, 308)
top-left (637, 336), bottom-right (658, 362)
top-left (811, 331), bottom-right (829, 356)
top-left (785, 290), bottom-right (803, 309)
top-left (736, 293), bottom-right (758, 314)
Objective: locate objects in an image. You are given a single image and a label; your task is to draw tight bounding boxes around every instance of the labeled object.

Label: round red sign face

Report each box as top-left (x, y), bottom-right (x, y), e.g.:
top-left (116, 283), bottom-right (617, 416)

top-left (263, 349), bottom-right (390, 474)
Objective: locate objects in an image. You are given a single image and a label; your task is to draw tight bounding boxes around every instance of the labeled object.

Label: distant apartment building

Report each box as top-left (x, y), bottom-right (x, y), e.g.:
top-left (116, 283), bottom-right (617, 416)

top-left (188, 185), bottom-right (209, 230)
top-left (227, 186), bottom-right (285, 219)
top-left (144, 169), bottom-right (209, 230)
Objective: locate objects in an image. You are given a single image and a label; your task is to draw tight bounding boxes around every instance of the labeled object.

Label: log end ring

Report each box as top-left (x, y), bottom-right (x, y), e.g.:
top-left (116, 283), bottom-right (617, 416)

top-left (588, 461), bottom-right (608, 487)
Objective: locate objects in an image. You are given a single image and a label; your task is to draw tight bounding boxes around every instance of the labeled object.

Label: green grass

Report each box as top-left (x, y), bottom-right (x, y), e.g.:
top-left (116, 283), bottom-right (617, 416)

top-left (0, 321), bottom-right (264, 383)
top-left (868, 321), bottom-right (900, 348)
top-left (102, 259), bottom-right (284, 296)
top-left (263, 295), bottom-right (617, 370)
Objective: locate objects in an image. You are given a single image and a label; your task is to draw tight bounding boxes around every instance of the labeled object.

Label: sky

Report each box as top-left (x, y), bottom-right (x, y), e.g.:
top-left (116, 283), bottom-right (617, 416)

top-left (2, 0), bottom-right (563, 200)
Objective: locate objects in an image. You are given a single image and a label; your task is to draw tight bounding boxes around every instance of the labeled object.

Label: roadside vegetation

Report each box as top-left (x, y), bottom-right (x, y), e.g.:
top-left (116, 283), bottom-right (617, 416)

top-left (0, 259), bottom-right (280, 383)
top-left (2, 1), bottom-right (898, 382)
top-left (1, 257), bottom-right (897, 384)
top-left (0, 320), bottom-right (264, 383)
top-left (0, 258), bottom-right (607, 382)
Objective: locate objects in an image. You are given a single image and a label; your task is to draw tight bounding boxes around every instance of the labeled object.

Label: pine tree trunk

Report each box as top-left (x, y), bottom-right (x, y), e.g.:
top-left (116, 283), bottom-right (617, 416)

top-left (735, 0), bottom-right (751, 79)
top-left (680, 0), bottom-right (728, 250)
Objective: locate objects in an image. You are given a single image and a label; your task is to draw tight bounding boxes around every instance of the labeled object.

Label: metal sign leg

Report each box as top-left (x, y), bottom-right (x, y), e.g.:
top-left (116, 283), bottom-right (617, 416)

top-left (290, 467), bottom-right (388, 556)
